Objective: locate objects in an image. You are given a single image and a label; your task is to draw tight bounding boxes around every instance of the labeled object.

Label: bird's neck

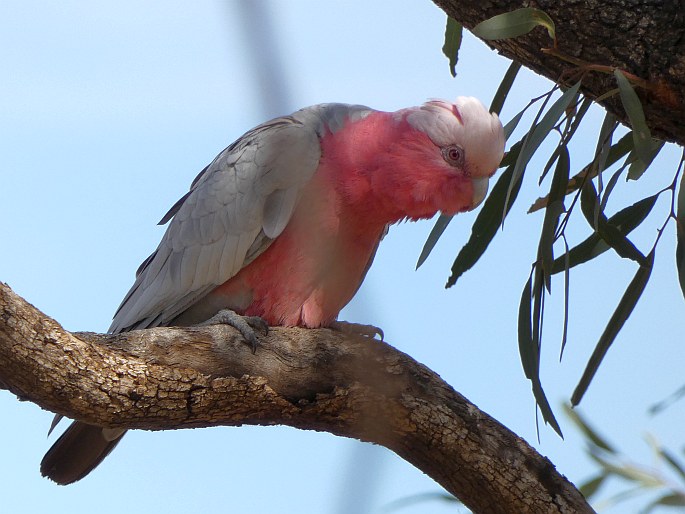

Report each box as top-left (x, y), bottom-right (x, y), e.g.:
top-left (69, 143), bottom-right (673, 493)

top-left (318, 110), bottom-right (419, 224)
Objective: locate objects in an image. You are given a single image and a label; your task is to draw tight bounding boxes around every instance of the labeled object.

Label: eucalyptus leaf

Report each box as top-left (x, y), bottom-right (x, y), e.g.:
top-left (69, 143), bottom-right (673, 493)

top-left (614, 70), bottom-right (653, 164)
top-left (490, 60), bottom-right (521, 115)
top-left (506, 82), bottom-right (581, 220)
top-left (472, 8), bottom-right (555, 40)
top-left (564, 405), bottom-right (616, 453)
top-left (518, 275), bottom-right (537, 379)
top-left (660, 448), bottom-right (685, 482)
top-left (551, 195), bottom-right (658, 274)
top-left (446, 162), bottom-right (523, 287)
top-left (677, 169), bottom-right (685, 299)
top-left (627, 140), bottom-right (664, 181)
top-left (572, 250), bottom-right (655, 406)
top-left (538, 146), bottom-right (569, 278)
top-left (532, 380), bottom-right (563, 436)
top-left (442, 17), bottom-right (463, 78)
top-left (578, 474), bottom-right (608, 500)
top-left (579, 180), bottom-right (646, 265)
top-left (416, 214), bottom-right (452, 269)
top-left (503, 109), bottom-right (526, 140)
top-left (644, 493), bottom-right (685, 512)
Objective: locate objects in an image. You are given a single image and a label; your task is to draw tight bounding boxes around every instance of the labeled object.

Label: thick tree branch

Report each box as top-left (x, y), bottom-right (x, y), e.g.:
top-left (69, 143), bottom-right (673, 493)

top-left (434, 0), bottom-right (685, 146)
top-left (0, 282), bottom-right (593, 513)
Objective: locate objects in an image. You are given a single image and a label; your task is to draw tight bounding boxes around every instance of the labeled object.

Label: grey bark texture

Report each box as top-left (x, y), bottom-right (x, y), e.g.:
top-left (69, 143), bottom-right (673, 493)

top-left (433, 0), bottom-right (685, 145)
top-left (0, 282), bottom-right (594, 513)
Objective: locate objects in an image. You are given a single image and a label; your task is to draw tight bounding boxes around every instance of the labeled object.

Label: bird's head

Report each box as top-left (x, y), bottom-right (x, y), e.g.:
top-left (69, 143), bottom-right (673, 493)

top-left (360, 97), bottom-right (505, 221)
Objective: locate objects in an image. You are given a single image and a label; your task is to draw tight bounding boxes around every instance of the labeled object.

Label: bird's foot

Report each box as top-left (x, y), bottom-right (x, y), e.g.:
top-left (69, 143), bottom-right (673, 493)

top-left (197, 309), bottom-right (269, 353)
top-left (329, 320), bottom-right (384, 341)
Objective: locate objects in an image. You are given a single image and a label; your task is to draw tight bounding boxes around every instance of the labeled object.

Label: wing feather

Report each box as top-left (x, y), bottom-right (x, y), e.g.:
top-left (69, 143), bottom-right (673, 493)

top-left (108, 109), bottom-right (336, 333)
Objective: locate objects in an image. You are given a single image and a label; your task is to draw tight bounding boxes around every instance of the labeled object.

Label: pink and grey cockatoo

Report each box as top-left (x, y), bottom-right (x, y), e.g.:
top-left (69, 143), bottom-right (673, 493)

top-left (41, 98), bottom-right (505, 484)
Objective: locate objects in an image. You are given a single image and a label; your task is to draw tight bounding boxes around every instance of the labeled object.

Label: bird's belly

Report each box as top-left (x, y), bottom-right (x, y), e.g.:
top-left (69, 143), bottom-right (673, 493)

top-left (206, 223), bottom-right (381, 328)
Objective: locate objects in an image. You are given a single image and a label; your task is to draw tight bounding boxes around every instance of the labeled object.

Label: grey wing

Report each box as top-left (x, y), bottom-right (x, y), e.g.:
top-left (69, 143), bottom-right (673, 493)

top-left (108, 116), bottom-right (323, 333)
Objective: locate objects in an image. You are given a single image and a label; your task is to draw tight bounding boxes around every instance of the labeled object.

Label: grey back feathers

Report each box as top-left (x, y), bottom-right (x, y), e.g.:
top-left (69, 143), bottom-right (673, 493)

top-left (109, 103), bottom-right (373, 333)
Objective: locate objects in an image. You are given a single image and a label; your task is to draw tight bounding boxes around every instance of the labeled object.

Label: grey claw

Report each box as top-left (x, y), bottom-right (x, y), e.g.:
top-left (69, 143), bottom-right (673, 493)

top-left (197, 309), bottom-right (268, 353)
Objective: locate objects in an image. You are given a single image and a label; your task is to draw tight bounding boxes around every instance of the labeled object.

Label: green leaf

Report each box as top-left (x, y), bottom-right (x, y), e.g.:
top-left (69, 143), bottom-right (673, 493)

top-left (503, 109), bottom-right (527, 141)
top-left (506, 82), bottom-right (581, 220)
top-left (660, 447), bottom-right (685, 482)
top-left (614, 70), bottom-right (653, 165)
top-left (416, 214), bottom-right (452, 269)
top-left (518, 274), bottom-right (562, 437)
top-left (538, 146), bottom-right (569, 280)
top-left (442, 17), bottom-right (463, 78)
top-left (579, 180), bottom-right (646, 265)
top-left (551, 195), bottom-right (658, 274)
top-left (594, 111), bottom-right (618, 181)
top-left (572, 250), bottom-right (654, 406)
top-left (644, 493), bottom-right (685, 512)
top-left (532, 379), bottom-right (563, 436)
top-left (677, 169), bottom-right (685, 300)
top-left (518, 275), bottom-right (537, 379)
top-left (446, 162), bottom-right (523, 287)
top-left (489, 60), bottom-right (521, 115)
top-left (627, 140), bottom-right (664, 181)
top-left (578, 474), bottom-right (608, 500)
top-left (564, 405), bottom-right (616, 453)
top-left (500, 140), bottom-right (522, 168)
top-left (472, 8), bottom-right (555, 41)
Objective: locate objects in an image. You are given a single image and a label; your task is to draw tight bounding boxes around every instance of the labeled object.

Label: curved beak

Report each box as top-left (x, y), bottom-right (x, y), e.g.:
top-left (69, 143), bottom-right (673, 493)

top-left (471, 176), bottom-right (489, 208)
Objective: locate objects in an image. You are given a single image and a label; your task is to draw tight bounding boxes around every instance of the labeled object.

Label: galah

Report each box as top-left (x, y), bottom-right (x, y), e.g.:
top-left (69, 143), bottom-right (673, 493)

top-left (41, 98), bottom-right (505, 484)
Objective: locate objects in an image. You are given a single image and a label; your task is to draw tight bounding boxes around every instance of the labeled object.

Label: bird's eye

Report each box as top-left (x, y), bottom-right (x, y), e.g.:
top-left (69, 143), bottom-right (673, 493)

top-left (442, 145), bottom-right (464, 167)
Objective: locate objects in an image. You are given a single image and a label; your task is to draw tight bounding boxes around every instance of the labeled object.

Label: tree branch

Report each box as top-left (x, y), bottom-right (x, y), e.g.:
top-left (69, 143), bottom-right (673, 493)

top-left (433, 0), bottom-right (685, 146)
top-left (0, 282), bottom-right (593, 513)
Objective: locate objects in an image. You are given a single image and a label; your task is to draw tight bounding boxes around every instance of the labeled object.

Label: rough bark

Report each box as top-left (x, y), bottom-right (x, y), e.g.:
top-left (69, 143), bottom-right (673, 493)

top-left (0, 282), bottom-right (593, 513)
top-left (433, 0), bottom-right (685, 146)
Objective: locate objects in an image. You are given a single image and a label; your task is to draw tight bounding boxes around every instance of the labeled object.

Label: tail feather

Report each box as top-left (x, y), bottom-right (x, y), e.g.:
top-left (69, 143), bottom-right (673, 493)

top-left (40, 422), bottom-right (126, 485)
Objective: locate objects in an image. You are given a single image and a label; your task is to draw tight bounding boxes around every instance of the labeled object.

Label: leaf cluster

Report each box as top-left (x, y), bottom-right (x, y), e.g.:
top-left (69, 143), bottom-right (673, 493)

top-left (426, 10), bottom-right (685, 435)
top-left (567, 406), bottom-right (685, 512)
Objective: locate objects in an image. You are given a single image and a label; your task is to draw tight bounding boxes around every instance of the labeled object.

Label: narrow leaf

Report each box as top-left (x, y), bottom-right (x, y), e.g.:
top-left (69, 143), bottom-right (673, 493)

top-left (572, 250), bottom-right (655, 406)
top-left (578, 474), bottom-right (608, 500)
top-left (506, 82), bottom-right (581, 219)
top-left (490, 60), bottom-right (521, 115)
top-left (551, 195), bottom-right (658, 274)
top-left (532, 380), bottom-right (563, 436)
top-left (503, 109), bottom-right (526, 140)
top-left (446, 163), bottom-right (523, 287)
top-left (519, 272), bottom-right (562, 436)
top-left (417, 214), bottom-right (452, 269)
top-left (644, 493), bottom-right (685, 512)
top-left (538, 146), bottom-right (569, 279)
top-left (472, 8), bottom-right (555, 40)
top-left (442, 17), bottom-right (463, 78)
top-left (614, 70), bottom-right (653, 164)
top-left (560, 237), bottom-right (570, 359)
top-left (627, 140), bottom-right (664, 180)
top-left (579, 180), bottom-right (646, 265)
top-left (594, 112), bottom-right (618, 183)
top-left (564, 405), bottom-right (616, 453)
top-left (518, 275), bottom-right (537, 379)
top-left (660, 448), bottom-right (685, 482)
top-left (677, 167), bottom-right (685, 299)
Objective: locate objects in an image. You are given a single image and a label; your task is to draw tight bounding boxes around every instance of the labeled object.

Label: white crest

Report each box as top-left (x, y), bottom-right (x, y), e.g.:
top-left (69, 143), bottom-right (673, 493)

top-left (406, 97), bottom-right (505, 177)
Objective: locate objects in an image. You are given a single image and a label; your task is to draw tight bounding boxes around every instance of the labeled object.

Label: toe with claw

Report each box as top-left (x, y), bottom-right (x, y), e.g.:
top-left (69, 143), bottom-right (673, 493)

top-left (329, 320), bottom-right (384, 341)
top-left (197, 309), bottom-right (269, 353)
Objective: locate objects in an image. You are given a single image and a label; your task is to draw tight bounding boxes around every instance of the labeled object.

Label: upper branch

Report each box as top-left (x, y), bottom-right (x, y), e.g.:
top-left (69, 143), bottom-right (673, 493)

top-left (433, 0), bottom-right (685, 146)
top-left (0, 282), bottom-right (593, 513)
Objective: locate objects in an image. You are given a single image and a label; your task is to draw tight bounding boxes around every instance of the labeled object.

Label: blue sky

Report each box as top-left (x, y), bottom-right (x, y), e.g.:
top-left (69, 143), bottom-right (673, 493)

top-left (1, 1), bottom-right (684, 512)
